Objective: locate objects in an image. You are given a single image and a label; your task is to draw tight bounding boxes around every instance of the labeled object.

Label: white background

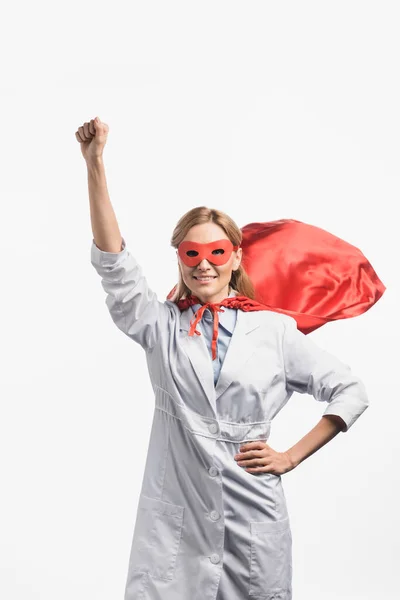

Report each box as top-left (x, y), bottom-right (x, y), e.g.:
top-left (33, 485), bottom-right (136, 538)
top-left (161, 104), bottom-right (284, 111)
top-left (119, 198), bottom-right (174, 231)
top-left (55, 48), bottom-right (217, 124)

top-left (1, 1), bottom-right (399, 599)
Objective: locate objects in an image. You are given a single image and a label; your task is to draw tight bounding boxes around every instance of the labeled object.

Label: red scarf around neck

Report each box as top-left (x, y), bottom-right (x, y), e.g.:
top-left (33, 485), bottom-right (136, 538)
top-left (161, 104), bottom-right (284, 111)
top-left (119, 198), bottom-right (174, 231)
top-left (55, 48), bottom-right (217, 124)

top-left (177, 294), bottom-right (270, 360)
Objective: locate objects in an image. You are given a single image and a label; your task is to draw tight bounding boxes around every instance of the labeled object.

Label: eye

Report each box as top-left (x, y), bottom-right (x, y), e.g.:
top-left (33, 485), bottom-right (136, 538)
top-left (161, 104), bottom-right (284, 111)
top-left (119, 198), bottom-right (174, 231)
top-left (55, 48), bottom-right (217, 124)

top-left (212, 248), bottom-right (225, 255)
top-left (186, 250), bottom-right (199, 257)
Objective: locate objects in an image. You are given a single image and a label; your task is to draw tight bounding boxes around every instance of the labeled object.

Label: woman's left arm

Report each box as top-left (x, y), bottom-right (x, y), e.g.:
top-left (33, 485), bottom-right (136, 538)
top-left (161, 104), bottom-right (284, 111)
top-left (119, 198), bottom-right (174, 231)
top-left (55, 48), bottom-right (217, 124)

top-left (235, 415), bottom-right (345, 474)
top-left (234, 316), bottom-right (369, 475)
top-left (285, 414), bottom-right (345, 469)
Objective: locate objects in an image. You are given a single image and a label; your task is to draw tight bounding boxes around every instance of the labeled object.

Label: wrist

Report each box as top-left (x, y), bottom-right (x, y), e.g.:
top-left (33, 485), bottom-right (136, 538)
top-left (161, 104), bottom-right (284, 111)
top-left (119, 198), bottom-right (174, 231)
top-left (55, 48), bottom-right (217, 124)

top-left (284, 449), bottom-right (300, 469)
top-left (86, 155), bottom-right (104, 169)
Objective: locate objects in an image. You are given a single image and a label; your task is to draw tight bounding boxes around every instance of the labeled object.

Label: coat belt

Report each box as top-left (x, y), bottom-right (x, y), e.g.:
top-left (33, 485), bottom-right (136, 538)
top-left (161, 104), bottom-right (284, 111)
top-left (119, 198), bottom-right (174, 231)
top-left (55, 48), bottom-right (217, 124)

top-left (154, 388), bottom-right (271, 443)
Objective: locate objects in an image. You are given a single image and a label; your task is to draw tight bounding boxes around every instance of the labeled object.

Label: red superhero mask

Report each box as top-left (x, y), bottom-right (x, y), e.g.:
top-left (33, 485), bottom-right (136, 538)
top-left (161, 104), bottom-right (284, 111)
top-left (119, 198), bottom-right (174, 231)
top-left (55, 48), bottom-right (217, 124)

top-left (178, 239), bottom-right (240, 267)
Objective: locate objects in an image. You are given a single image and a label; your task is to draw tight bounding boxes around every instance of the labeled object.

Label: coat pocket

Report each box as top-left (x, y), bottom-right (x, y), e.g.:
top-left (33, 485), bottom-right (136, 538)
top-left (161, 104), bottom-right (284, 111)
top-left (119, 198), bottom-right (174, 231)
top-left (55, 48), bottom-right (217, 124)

top-left (129, 494), bottom-right (185, 581)
top-left (249, 517), bottom-right (292, 597)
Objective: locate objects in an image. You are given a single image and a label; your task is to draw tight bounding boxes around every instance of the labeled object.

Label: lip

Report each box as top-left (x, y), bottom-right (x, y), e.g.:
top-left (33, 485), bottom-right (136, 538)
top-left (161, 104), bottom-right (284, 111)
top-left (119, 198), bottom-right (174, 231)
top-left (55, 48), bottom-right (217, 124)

top-left (193, 275), bottom-right (217, 283)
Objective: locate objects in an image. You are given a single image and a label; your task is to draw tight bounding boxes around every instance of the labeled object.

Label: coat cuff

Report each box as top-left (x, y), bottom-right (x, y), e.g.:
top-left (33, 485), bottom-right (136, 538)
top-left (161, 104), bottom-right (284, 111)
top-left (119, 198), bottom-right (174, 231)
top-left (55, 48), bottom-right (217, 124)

top-left (91, 237), bottom-right (127, 267)
top-left (322, 394), bottom-right (369, 433)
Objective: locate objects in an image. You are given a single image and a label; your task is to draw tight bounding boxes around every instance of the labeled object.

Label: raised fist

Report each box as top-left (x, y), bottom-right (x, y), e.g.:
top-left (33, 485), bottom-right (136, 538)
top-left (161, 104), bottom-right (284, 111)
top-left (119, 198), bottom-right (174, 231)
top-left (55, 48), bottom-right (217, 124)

top-left (75, 117), bottom-right (109, 162)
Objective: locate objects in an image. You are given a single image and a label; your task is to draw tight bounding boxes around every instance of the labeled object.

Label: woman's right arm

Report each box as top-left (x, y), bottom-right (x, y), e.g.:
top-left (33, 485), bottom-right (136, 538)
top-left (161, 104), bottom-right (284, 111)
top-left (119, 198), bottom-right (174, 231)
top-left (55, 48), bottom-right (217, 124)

top-left (76, 117), bottom-right (170, 351)
top-left (87, 155), bottom-right (123, 253)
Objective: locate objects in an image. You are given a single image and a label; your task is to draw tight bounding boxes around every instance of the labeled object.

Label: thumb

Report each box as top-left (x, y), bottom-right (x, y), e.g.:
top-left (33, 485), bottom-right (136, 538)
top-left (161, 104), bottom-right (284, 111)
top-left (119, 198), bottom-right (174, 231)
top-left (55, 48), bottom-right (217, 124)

top-left (94, 116), bottom-right (103, 130)
top-left (93, 116), bottom-right (108, 135)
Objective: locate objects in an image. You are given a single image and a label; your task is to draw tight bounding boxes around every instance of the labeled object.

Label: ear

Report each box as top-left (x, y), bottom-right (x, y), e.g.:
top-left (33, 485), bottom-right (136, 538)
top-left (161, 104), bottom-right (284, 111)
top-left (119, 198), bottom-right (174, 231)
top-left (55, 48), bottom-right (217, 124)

top-left (234, 247), bottom-right (243, 269)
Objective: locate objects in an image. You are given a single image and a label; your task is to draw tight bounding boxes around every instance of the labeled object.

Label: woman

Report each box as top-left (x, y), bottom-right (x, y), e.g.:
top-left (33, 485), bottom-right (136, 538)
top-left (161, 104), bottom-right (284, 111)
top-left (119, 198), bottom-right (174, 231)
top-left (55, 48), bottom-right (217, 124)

top-left (76, 117), bottom-right (371, 600)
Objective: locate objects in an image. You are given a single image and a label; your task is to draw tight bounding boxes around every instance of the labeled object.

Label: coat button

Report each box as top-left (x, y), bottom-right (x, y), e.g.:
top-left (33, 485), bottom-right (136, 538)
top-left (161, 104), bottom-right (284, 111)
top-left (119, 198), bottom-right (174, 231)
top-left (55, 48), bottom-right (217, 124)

top-left (209, 466), bottom-right (219, 477)
top-left (210, 553), bottom-right (220, 564)
top-left (210, 510), bottom-right (220, 521)
top-left (208, 423), bottom-right (218, 434)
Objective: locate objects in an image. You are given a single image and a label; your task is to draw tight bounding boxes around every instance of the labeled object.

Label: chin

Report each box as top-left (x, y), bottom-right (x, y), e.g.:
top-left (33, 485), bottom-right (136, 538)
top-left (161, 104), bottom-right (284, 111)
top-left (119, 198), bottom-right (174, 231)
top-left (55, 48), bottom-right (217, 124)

top-left (197, 285), bottom-right (229, 299)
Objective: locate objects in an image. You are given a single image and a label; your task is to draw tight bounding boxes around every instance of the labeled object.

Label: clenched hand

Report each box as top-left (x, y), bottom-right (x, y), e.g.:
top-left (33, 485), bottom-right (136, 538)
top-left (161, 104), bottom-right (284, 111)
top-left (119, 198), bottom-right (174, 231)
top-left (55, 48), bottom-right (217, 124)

top-left (75, 116), bottom-right (109, 163)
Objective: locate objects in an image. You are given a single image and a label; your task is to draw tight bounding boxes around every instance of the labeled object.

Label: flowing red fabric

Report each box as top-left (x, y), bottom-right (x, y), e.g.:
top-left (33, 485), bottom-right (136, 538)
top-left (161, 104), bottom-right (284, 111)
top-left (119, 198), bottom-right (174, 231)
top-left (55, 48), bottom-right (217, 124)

top-left (239, 219), bottom-right (385, 333)
top-left (167, 219), bottom-right (386, 352)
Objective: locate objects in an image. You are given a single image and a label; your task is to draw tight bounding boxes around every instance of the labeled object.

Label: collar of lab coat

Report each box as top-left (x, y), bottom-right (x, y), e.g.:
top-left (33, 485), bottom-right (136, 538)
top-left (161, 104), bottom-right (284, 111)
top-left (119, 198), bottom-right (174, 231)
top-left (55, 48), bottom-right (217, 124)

top-left (189, 288), bottom-right (238, 334)
top-left (178, 291), bottom-right (262, 409)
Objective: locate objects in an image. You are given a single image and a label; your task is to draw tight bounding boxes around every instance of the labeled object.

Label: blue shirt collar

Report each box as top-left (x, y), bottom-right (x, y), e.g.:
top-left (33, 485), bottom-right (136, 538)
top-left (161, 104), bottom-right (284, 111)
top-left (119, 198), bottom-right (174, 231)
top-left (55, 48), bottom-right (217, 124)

top-left (190, 289), bottom-right (238, 334)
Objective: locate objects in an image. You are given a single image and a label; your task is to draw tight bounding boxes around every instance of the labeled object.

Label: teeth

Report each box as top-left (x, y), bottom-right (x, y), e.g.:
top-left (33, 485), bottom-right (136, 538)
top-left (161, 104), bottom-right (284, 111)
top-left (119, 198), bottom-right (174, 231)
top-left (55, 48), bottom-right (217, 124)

top-left (195, 276), bottom-right (215, 280)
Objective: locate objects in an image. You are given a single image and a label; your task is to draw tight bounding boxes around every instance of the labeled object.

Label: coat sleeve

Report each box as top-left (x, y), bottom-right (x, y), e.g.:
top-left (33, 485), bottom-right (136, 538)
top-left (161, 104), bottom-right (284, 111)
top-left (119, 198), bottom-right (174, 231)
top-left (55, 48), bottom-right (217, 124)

top-left (281, 315), bottom-right (369, 432)
top-left (90, 237), bottom-right (170, 352)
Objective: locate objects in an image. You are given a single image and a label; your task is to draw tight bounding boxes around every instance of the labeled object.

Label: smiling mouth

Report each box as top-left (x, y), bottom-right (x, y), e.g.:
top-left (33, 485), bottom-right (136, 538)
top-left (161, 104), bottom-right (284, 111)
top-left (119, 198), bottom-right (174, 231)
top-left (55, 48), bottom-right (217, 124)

top-left (193, 276), bottom-right (217, 280)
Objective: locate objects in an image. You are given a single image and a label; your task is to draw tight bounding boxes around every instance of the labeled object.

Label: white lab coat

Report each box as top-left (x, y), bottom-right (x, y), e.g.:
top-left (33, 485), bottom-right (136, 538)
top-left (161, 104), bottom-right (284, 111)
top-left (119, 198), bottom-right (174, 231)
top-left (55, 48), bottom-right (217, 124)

top-left (91, 237), bottom-right (369, 600)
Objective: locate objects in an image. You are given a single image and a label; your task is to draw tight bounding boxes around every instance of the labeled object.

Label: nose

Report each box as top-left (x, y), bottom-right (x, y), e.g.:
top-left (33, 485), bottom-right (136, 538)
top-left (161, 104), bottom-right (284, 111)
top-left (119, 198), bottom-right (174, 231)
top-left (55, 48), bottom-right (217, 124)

top-left (197, 258), bottom-right (212, 270)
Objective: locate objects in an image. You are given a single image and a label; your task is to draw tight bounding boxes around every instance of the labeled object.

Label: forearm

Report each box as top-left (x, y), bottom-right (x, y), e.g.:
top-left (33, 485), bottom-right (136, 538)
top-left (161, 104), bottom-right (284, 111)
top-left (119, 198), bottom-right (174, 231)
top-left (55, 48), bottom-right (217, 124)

top-left (286, 415), bottom-right (345, 469)
top-left (87, 156), bottom-right (123, 253)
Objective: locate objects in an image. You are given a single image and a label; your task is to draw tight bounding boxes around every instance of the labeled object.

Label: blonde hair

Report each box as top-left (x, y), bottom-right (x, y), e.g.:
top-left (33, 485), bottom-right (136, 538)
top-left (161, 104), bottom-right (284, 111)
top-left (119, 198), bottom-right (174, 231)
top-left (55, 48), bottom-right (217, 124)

top-left (168, 206), bottom-right (255, 302)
